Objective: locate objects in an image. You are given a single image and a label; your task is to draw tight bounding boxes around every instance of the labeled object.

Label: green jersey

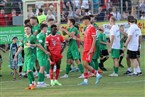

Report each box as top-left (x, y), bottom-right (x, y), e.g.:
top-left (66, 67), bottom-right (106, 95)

top-left (36, 32), bottom-right (46, 55)
top-left (67, 26), bottom-right (79, 46)
top-left (32, 24), bottom-right (40, 34)
top-left (120, 33), bottom-right (124, 49)
top-left (21, 34), bottom-right (37, 57)
top-left (98, 33), bottom-right (107, 50)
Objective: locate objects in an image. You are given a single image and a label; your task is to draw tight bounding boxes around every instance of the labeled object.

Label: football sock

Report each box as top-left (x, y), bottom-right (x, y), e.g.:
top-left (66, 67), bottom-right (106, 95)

top-left (119, 56), bottom-right (123, 64)
top-left (50, 69), bottom-right (53, 80)
top-left (45, 61), bottom-right (50, 74)
top-left (38, 73), bottom-right (44, 82)
top-left (66, 64), bottom-right (71, 74)
top-left (114, 67), bottom-right (119, 74)
top-left (27, 72), bottom-right (32, 85)
top-left (93, 59), bottom-right (99, 70)
top-left (55, 69), bottom-right (60, 80)
top-left (78, 64), bottom-right (84, 73)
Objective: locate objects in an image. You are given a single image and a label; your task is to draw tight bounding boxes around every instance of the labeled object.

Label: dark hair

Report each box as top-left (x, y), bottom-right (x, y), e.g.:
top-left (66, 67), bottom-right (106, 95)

top-left (128, 16), bottom-right (135, 23)
top-left (24, 19), bottom-right (30, 25)
top-left (40, 24), bottom-right (48, 30)
top-left (68, 18), bottom-right (75, 25)
top-left (30, 17), bottom-right (39, 23)
top-left (12, 37), bottom-right (18, 40)
top-left (74, 23), bottom-right (80, 30)
top-left (51, 24), bottom-right (57, 29)
top-left (39, 8), bottom-right (43, 13)
top-left (134, 18), bottom-right (137, 24)
top-left (48, 18), bottom-right (54, 22)
top-left (82, 15), bottom-right (91, 21)
top-left (24, 25), bottom-right (32, 29)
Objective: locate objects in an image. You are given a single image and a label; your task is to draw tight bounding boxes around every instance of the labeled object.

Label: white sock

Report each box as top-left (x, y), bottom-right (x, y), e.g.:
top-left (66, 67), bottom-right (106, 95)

top-left (29, 84), bottom-right (32, 86)
top-left (133, 68), bottom-right (137, 74)
top-left (136, 66), bottom-right (141, 73)
top-left (127, 67), bottom-right (132, 72)
top-left (96, 71), bottom-right (100, 77)
top-left (84, 79), bottom-right (88, 83)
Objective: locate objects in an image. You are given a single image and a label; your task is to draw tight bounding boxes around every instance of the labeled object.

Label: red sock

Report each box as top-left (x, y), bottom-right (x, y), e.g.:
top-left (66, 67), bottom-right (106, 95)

top-left (55, 69), bottom-right (60, 80)
top-left (92, 69), bottom-right (97, 75)
top-left (84, 72), bottom-right (88, 79)
top-left (49, 69), bottom-right (53, 80)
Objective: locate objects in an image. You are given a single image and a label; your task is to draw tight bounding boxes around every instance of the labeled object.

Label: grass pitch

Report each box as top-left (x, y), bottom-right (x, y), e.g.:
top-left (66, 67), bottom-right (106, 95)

top-left (0, 42), bottom-right (145, 97)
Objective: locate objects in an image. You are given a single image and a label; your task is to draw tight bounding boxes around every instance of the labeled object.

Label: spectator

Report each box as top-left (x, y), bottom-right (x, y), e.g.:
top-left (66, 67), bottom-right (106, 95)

top-left (111, 7), bottom-right (121, 21)
top-left (46, 9), bottom-right (56, 22)
top-left (84, 9), bottom-right (91, 15)
top-left (107, 8), bottom-right (113, 20)
top-left (0, 0), bottom-right (7, 10)
top-left (81, 0), bottom-right (89, 10)
top-left (93, 0), bottom-right (100, 14)
top-left (61, 9), bottom-right (68, 22)
top-left (11, 0), bottom-right (22, 14)
top-left (0, 9), bottom-right (7, 26)
top-left (27, 6), bottom-right (35, 19)
top-left (8, 9), bottom-right (17, 25)
top-left (140, 12), bottom-right (145, 19)
top-left (64, 0), bottom-right (73, 11)
top-left (96, 6), bottom-right (105, 21)
top-left (35, 2), bottom-right (44, 15)
top-left (49, 5), bottom-right (57, 17)
top-left (74, 8), bottom-right (82, 22)
top-left (37, 8), bottom-right (46, 24)
top-left (139, 0), bottom-right (145, 13)
top-left (110, 0), bottom-right (119, 7)
top-left (123, 0), bottom-right (132, 13)
top-left (74, 0), bottom-right (82, 9)
top-left (122, 11), bottom-right (129, 20)
top-left (131, 6), bottom-right (137, 19)
top-left (68, 8), bottom-right (74, 18)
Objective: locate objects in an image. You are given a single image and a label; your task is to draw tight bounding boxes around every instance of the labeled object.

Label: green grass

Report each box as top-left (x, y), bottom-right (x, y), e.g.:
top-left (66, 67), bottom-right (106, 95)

top-left (0, 42), bottom-right (145, 97)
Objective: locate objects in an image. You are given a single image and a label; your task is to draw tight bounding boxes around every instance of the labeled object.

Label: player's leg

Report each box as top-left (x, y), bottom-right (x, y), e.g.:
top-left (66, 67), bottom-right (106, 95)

top-left (45, 60), bottom-right (50, 78)
top-left (109, 49), bottom-right (120, 77)
top-left (124, 50), bottom-right (132, 75)
top-left (0, 55), bottom-right (2, 77)
top-left (54, 59), bottom-right (62, 86)
top-left (119, 50), bottom-right (124, 68)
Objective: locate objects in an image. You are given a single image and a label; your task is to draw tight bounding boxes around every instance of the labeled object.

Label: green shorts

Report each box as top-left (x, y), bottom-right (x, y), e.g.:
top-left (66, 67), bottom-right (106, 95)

top-left (67, 47), bottom-right (80, 60)
top-left (37, 53), bottom-right (47, 67)
top-left (24, 55), bottom-right (35, 72)
top-left (93, 40), bottom-right (100, 59)
top-left (111, 49), bottom-right (120, 59)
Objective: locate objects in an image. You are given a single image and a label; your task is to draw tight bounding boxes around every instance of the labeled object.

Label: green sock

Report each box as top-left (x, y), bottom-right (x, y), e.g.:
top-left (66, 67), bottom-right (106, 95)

top-left (27, 72), bottom-right (32, 84)
top-left (78, 64), bottom-right (84, 73)
top-left (89, 61), bottom-right (95, 69)
top-left (38, 73), bottom-right (44, 82)
top-left (93, 59), bottom-right (99, 70)
top-left (114, 67), bottom-right (119, 74)
top-left (66, 64), bottom-right (71, 74)
top-left (30, 72), bottom-right (35, 81)
top-left (45, 61), bottom-right (50, 74)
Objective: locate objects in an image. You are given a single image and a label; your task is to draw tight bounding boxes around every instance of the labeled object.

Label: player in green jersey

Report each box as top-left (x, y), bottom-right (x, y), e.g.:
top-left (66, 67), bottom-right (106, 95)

top-left (60, 18), bottom-right (84, 78)
top-left (14, 25), bottom-right (48, 90)
top-left (36, 24), bottom-right (50, 88)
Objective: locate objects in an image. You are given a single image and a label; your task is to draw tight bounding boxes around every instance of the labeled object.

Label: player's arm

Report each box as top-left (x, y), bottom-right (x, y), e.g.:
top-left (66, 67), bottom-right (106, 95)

top-left (88, 35), bottom-right (96, 55)
top-left (124, 35), bottom-right (132, 48)
top-left (61, 28), bottom-right (75, 37)
top-left (110, 35), bottom-right (114, 48)
top-left (60, 35), bottom-right (66, 53)
top-left (0, 47), bottom-right (6, 53)
top-left (14, 46), bottom-right (23, 60)
top-left (37, 44), bottom-right (50, 55)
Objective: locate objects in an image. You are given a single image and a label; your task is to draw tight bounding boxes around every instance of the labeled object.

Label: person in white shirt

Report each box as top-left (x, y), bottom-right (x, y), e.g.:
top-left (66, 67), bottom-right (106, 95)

top-left (109, 16), bottom-right (120, 77)
top-left (124, 17), bottom-right (142, 76)
top-left (123, 16), bottom-right (142, 76)
top-left (81, 0), bottom-right (89, 9)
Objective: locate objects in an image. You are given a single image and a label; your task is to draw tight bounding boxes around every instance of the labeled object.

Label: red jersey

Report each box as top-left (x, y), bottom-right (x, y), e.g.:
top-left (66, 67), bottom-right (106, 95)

top-left (83, 25), bottom-right (96, 51)
top-left (0, 14), bottom-right (6, 26)
top-left (45, 34), bottom-right (65, 56)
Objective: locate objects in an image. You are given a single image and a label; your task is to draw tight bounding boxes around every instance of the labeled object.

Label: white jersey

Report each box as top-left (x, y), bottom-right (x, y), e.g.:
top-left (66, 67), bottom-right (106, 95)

top-left (127, 24), bottom-right (140, 51)
top-left (110, 24), bottom-right (120, 49)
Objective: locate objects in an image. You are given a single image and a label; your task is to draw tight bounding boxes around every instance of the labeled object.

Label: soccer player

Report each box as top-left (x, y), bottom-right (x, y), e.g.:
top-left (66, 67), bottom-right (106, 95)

top-left (108, 16), bottom-right (120, 77)
top-left (14, 25), bottom-right (48, 90)
top-left (79, 16), bottom-right (102, 85)
top-left (46, 25), bottom-right (66, 86)
top-left (60, 18), bottom-right (84, 78)
top-left (123, 16), bottom-right (142, 76)
top-left (119, 25), bottom-right (125, 68)
top-left (0, 45), bottom-right (6, 77)
top-left (46, 18), bottom-right (55, 36)
top-left (36, 24), bottom-right (50, 87)
top-left (30, 16), bottom-right (40, 76)
top-left (98, 26), bottom-right (109, 71)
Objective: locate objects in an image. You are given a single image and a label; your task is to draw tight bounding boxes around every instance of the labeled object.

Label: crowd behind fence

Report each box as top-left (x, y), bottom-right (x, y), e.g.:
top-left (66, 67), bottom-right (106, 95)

top-left (0, 0), bottom-right (145, 26)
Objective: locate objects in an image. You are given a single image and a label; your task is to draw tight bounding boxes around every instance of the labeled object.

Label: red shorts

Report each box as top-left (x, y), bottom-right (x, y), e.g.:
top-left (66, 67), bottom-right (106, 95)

top-left (82, 51), bottom-right (94, 62)
top-left (51, 53), bottom-right (62, 64)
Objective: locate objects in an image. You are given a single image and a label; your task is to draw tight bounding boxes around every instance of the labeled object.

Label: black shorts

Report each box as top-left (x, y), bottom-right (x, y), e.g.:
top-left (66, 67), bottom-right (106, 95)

top-left (120, 50), bottom-right (124, 55)
top-left (22, 49), bottom-right (24, 58)
top-left (127, 50), bottom-right (138, 59)
top-left (100, 50), bottom-right (109, 57)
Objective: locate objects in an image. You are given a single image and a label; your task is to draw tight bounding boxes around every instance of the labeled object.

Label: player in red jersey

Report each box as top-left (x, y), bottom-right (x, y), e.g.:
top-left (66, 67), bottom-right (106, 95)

top-left (45, 25), bottom-right (66, 86)
top-left (79, 16), bottom-right (102, 85)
